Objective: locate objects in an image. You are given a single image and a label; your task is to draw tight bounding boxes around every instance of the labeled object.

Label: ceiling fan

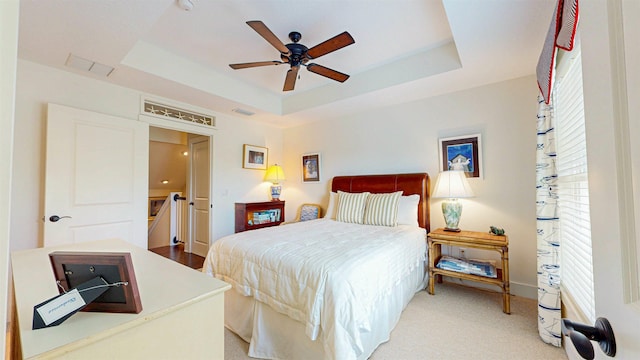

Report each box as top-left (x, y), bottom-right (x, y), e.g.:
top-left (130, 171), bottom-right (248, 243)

top-left (229, 21), bottom-right (355, 91)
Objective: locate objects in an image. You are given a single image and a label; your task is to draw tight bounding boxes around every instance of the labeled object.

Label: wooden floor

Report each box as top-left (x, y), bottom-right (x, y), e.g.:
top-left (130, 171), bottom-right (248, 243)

top-left (149, 243), bottom-right (205, 270)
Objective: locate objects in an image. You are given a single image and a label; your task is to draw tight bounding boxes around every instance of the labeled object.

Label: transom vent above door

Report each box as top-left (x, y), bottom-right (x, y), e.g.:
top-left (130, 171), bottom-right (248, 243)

top-left (142, 100), bottom-right (215, 127)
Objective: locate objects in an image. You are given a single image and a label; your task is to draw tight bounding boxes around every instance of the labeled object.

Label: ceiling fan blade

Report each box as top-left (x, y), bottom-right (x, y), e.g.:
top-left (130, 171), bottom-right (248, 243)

top-left (306, 63), bottom-right (349, 82)
top-left (246, 21), bottom-right (291, 55)
top-left (229, 61), bottom-right (284, 70)
top-left (283, 66), bottom-right (300, 91)
top-left (306, 31), bottom-right (355, 59)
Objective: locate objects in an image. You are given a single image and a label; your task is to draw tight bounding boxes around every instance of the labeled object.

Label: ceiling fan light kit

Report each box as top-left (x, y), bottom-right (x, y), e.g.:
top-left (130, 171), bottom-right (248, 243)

top-left (176, 0), bottom-right (193, 11)
top-left (229, 21), bottom-right (355, 91)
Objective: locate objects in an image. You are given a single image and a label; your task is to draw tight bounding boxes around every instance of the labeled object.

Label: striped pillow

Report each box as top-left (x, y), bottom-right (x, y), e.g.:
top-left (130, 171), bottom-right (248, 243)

top-left (336, 191), bottom-right (370, 224)
top-left (363, 191), bottom-right (403, 226)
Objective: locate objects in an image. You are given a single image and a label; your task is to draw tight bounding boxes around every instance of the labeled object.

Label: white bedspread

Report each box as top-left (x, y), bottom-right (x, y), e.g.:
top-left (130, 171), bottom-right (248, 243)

top-left (203, 219), bottom-right (426, 358)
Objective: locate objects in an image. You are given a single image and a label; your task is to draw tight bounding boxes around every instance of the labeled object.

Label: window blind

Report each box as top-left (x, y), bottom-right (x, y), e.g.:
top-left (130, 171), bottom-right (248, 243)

top-left (553, 48), bottom-right (596, 323)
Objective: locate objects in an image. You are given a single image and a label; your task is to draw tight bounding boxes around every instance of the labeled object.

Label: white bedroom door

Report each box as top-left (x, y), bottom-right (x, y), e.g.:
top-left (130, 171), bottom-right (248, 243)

top-left (573, 2), bottom-right (640, 359)
top-left (43, 104), bottom-right (149, 249)
top-left (591, 1), bottom-right (640, 359)
top-left (187, 135), bottom-right (210, 257)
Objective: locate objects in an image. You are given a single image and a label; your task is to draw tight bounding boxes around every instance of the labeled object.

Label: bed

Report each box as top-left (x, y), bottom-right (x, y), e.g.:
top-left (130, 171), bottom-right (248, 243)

top-left (203, 173), bottom-right (430, 360)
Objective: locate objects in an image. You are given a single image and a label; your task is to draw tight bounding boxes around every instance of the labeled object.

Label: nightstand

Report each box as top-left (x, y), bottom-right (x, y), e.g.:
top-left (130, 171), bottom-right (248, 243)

top-left (235, 201), bottom-right (285, 233)
top-left (427, 228), bottom-right (510, 314)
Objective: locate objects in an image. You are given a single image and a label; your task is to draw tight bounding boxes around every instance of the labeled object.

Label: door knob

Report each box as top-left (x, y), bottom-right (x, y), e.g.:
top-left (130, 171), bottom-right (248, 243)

top-left (562, 317), bottom-right (616, 359)
top-left (49, 215), bottom-right (72, 222)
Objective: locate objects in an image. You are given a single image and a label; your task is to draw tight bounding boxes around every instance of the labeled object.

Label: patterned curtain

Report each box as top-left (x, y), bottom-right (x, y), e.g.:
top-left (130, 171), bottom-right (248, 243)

top-left (536, 94), bottom-right (562, 346)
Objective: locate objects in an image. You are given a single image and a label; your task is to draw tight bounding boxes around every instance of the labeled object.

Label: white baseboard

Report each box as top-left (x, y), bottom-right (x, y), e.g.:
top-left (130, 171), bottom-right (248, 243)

top-left (510, 281), bottom-right (538, 299)
top-left (440, 276), bottom-right (538, 299)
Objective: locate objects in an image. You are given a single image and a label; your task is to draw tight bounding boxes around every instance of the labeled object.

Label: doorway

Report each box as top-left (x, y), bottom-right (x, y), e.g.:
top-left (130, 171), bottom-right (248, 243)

top-left (148, 126), bottom-right (212, 257)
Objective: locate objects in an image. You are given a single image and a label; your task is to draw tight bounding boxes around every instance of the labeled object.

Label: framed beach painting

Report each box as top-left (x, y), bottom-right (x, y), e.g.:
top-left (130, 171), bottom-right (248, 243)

top-left (243, 144), bottom-right (268, 170)
top-left (149, 197), bottom-right (165, 218)
top-left (302, 153), bottom-right (321, 182)
top-left (439, 134), bottom-right (482, 178)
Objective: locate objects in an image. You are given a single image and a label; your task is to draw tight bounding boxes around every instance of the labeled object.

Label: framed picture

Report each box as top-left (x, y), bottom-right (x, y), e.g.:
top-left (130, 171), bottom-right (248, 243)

top-left (439, 134), bottom-right (482, 178)
top-left (49, 251), bottom-right (142, 314)
top-left (243, 144), bottom-right (268, 170)
top-left (149, 198), bottom-right (165, 217)
top-left (302, 153), bottom-right (321, 182)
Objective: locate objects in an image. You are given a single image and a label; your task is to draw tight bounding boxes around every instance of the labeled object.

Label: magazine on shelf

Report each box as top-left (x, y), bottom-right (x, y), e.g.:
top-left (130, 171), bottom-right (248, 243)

top-left (251, 209), bottom-right (281, 224)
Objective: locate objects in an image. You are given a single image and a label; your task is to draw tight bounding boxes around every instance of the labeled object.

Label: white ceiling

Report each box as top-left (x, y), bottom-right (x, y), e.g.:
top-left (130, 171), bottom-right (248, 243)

top-left (17, 0), bottom-right (555, 128)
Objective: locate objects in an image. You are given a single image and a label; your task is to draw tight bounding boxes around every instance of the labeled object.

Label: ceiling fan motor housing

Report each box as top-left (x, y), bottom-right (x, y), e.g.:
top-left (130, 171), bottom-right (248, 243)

top-left (283, 43), bottom-right (309, 67)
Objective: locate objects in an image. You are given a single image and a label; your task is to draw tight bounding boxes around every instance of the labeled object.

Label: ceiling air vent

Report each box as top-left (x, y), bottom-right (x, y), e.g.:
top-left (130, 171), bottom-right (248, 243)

top-left (65, 53), bottom-right (115, 77)
top-left (232, 108), bottom-right (255, 116)
top-left (143, 100), bottom-right (215, 127)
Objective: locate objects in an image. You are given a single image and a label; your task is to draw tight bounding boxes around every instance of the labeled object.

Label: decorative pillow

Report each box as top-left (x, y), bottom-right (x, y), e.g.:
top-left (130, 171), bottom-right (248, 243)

top-left (397, 194), bottom-right (420, 226)
top-left (335, 191), bottom-right (370, 224)
top-left (300, 204), bottom-right (320, 221)
top-left (324, 192), bottom-right (338, 219)
top-left (363, 191), bottom-right (403, 226)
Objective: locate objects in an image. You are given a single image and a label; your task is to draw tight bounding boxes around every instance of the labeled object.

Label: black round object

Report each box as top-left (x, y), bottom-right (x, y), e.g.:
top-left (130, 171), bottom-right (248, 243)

top-left (595, 317), bottom-right (616, 357)
top-left (288, 31), bottom-right (302, 43)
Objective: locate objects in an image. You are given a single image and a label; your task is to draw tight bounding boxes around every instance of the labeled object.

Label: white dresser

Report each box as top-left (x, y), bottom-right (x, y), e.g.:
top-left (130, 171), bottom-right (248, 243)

top-left (11, 239), bottom-right (230, 359)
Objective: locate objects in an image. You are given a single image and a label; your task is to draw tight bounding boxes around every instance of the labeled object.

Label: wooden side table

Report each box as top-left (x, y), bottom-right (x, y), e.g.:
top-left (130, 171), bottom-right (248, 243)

top-left (235, 201), bottom-right (285, 233)
top-left (427, 228), bottom-right (510, 314)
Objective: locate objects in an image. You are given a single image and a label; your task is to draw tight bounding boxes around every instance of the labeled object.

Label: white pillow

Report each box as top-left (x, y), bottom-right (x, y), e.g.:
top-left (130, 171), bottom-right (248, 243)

top-left (363, 191), bottom-right (403, 226)
top-left (397, 194), bottom-right (420, 227)
top-left (336, 191), bottom-right (370, 224)
top-left (324, 192), bottom-right (338, 219)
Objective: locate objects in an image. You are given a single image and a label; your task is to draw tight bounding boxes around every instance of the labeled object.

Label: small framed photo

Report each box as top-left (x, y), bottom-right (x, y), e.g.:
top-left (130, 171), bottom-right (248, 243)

top-left (439, 134), bottom-right (482, 178)
top-left (243, 144), bottom-right (268, 170)
top-left (49, 251), bottom-right (142, 314)
top-left (149, 197), bottom-right (165, 217)
top-left (302, 153), bottom-right (321, 182)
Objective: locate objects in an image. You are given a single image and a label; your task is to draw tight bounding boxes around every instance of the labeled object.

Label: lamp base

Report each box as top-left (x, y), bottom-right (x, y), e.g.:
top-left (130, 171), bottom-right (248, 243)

top-left (441, 199), bottom-right (463, 232)
top-left (443, 227), bottom-right (461, 232)
top-left (270, 184), bottom-right (282, 201)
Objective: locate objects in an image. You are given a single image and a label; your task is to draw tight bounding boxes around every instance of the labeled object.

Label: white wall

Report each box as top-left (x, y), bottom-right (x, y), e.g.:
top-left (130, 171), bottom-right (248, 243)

top-left (1, 0), bottom-right (19, 354)
top-left (11, 60), bottom-right (284, 252)
top-left (283, 75), bottom-right (539, 297)
top-left (12, 58), bottom-right (539, 297)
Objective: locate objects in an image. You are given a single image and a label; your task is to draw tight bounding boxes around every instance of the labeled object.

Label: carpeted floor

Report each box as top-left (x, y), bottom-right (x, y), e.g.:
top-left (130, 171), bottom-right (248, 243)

top-left (224, 282), bottom-right (568, 360)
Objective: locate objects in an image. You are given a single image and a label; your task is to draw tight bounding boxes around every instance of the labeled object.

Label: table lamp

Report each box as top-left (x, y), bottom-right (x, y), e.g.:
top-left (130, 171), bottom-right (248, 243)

top-left (432, 170), bottom-right (474, 232)
top-left (264, 164), bottom-right (285, 201)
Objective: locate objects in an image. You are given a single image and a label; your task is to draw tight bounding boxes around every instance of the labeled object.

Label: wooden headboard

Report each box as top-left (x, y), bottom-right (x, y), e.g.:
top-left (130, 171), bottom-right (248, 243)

top-left (331, 173), bottom-right (430, 231)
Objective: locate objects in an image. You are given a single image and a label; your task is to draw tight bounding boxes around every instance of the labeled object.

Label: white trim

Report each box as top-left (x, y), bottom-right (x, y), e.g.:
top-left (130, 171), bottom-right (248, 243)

top-left (445, 277), bottom-right (537, 300)
top-left (139, 110), bottom-right (216, 257)
top-left (561, 285), bottom-right (591, 325)
top-left (609, 0), bottom-right (640, 304)
top-left (138, 114), bottom-right (216, 136)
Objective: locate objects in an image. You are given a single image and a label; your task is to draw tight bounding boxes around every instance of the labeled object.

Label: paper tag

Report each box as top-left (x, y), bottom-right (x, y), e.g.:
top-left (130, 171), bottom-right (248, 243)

top-left (36, 289), bottom-right (86, 326)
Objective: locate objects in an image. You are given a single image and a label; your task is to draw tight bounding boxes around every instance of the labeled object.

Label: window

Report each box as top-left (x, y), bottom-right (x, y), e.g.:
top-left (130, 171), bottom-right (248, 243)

top-left (553, 44), bottom-right (596, 323)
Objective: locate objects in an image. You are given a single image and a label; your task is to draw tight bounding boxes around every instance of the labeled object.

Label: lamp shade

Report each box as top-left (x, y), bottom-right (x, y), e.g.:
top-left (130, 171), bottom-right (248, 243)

top-left (432, 170), bottom-right (474, 199)
top-left (264, 165), bottom-right (286, 184)
top-left (433, 170), bottom-right (474, 231)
